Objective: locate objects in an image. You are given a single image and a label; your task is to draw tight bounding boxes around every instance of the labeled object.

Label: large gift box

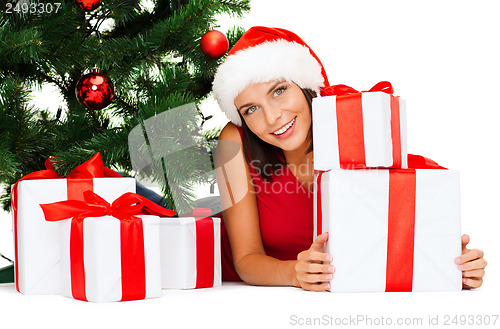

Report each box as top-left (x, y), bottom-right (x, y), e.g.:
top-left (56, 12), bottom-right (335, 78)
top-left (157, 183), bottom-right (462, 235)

top-left (160, 216), bottom-right (221, 289)
top-left (11, 153), bottom-right (135, 295)
top-left (40, 191), bottom-right (176, 302)
top-left (313, 82), bottom-right (408, 170)
top-left (314, 168), bottom-right (462, 292)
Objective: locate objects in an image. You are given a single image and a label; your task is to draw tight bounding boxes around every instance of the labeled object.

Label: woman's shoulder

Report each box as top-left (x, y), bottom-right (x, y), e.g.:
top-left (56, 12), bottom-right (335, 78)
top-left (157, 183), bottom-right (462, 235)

top-left (218, 122), bottom-right (242, 144)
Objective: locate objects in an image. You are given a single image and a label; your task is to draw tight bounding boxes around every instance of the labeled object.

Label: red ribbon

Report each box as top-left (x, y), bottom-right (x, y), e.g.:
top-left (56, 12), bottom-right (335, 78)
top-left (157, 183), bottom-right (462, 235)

top-left (315, 172), bottom-right (325, 237)
top-left (184, 208), bottom-right (216, 288)
top-left (336, 92), bottom-right (366, 168)
top-left (11, 152), bottom-right (122, 292)
top-left (324, 81), bottom-right (401, 168)
top-left (390, 96), bottom-right (402, 168)
top-left (195, 217), bottom-right (215, 288)
top-left (322, 81), bottom-right (394, 97)
top-left (40, 190), bottom-right (176, 301)
top-left (386, 169), bottom-right (416, 292)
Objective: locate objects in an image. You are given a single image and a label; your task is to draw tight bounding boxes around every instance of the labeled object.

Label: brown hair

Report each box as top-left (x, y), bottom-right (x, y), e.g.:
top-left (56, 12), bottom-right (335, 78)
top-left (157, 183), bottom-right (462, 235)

top-left (240, 88), bottom-right (317, 181)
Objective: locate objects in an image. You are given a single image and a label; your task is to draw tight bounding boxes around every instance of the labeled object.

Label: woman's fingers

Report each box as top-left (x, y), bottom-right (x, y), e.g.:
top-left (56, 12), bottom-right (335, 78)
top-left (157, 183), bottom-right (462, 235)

top-left (456, 236), bottom-right (486, 289)
top-left (458, 258), bottom-right (487, 272)
top-left (298, 272), bottom-right (333, 284)
top-left (301, 282), bottom-right (331, 292)
top-left (463, 278), bottom-right (483, 289)
top-left (461, 234), bottom-right (470, 252)
top-left (297, 250), bottom-right (332, 263)
top-left (456, 248), bottom-right (484, 265)
top-left (310, 232), bottom-right (329, 252)
top-left (296, 233), bottom-right (333, 291)
top-left (462, 269), bottom-right (485, 278)
top-left (295, 262), bottom-right (335, 275)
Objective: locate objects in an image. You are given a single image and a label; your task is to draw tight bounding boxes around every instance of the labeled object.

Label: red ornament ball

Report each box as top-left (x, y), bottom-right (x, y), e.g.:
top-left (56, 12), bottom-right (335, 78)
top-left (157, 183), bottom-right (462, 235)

top-left (200, 30), bottom-right (229, 59)
top-left (75, 69), bottom-right (114, 110)
top-left (75, 0), bottom-right (103, 11)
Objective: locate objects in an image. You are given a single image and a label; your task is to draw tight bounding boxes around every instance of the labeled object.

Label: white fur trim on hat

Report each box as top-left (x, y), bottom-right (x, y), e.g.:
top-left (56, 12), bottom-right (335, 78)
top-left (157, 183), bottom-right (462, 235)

top-left (212, 39), bottom-right (324, 126)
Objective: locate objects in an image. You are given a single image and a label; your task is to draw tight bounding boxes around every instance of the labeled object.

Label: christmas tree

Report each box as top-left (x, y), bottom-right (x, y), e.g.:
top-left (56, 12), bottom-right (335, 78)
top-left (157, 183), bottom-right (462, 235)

top-left (0, 0), bottom-right (250, 212)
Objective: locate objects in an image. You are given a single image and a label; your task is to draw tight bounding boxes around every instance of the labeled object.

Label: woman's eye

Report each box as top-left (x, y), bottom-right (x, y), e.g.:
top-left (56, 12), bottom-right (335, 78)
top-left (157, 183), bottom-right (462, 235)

top-left (246, 106), bottom-right (257, 114)
top-left (274, 87), bottom-right (286, 97)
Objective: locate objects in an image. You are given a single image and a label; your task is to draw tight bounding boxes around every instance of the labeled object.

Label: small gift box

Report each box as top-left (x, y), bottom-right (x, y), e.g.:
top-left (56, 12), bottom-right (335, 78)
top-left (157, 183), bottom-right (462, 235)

top-left (314, 167), bottom-right (462, 292)
top-left (159, 213), bottom-right (221, 289)
top-left (313, 81), bottom-right (407, 170)
top-left (11, 153), bottom-right (135, 295)
top-left (41, 190), bottom-right (176, 302)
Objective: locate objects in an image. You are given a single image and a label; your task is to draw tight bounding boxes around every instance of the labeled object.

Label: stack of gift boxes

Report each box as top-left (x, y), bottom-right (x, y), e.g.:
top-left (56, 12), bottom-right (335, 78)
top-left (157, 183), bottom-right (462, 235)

top-left (312, 81), bottom-right (463, 292)
top-left (11, 153), bottom-right (221, 302)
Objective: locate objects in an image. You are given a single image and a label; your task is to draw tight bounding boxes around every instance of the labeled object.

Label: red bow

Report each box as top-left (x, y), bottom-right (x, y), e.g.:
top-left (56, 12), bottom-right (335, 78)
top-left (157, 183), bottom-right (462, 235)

top-left (40, 190), bottom-right (176, 223)
top-left (322, 81), bottom-right (394, 97)
top-left (11, 152), bottom-right (121, 211)
top-left (48, 152), bottom-right (122, 178)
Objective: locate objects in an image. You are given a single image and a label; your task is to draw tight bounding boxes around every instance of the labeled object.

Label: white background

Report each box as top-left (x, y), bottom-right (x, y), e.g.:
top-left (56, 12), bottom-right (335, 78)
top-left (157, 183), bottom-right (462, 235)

top-left (1, 1), bottom-right (499, 328)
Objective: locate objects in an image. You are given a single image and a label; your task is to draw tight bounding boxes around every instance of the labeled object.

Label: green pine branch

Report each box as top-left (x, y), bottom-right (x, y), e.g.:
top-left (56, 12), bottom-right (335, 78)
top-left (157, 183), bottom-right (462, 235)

top-left (0, 0), bottom-right (251, 212)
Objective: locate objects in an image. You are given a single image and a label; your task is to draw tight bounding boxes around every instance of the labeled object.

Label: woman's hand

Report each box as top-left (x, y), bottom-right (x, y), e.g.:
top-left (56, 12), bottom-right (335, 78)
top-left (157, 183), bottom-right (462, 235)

top-left (295, 232), bottom-right (334, 291)
top-left (455, 234), bottom-right (486, 289)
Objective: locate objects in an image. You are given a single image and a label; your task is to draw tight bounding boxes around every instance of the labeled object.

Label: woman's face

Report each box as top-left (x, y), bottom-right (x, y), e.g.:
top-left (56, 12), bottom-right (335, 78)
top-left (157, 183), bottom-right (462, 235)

top-left (234, 80), bottom-right (311, 152)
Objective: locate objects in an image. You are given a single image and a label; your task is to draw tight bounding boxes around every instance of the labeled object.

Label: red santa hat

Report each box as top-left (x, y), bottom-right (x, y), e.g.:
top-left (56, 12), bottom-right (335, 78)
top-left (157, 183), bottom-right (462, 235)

top-left (212, 26), bottom-right (330, 126)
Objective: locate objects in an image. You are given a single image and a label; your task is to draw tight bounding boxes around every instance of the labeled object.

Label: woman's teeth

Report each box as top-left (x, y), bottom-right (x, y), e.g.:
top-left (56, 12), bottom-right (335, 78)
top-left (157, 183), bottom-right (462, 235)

top-left (273, 117), bottom-right (296, 135)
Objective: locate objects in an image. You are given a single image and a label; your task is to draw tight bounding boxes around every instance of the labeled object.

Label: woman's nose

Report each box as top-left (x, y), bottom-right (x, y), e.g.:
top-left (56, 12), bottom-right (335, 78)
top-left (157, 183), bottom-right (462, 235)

top-left (263, 104), bottom-right (282, 125)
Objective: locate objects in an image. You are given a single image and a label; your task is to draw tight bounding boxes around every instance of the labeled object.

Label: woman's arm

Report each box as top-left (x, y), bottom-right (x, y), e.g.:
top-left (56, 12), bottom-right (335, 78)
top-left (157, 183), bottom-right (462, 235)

top-left (216, 123), bottom-right (297, 286)
top-left (216, 123), bottom-right (334, 289)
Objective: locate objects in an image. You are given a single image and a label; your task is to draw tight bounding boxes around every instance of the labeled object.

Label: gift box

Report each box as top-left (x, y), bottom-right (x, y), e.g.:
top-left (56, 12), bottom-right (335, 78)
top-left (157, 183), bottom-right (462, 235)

top-left (313, 82), bottom-right (408, 170)
top-left (41, 190), bottom-right (175, 302)
top-left (58, 215), bottom-right (161, 302)
top-left (159, 216), bottom-right (221, 289)
top-left (11, 153), bottom-right (135, 295)
top-left (314, 168), bottom-right (462, 292)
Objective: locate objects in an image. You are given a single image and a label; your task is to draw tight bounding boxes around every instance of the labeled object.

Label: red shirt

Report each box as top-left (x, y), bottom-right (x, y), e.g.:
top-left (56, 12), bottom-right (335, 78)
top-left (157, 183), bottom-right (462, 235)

top-left (221, 128), bottom-right (314, 281)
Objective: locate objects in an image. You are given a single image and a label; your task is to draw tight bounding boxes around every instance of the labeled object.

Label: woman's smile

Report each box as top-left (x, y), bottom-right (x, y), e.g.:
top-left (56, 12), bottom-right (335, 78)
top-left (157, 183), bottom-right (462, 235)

top-left (271, 116), bottom-right (296, 139)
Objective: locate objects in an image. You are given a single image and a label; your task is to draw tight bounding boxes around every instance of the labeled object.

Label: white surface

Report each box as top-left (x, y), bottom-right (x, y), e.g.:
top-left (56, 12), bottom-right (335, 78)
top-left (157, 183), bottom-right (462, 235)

top-left (0, 282), bottom-right (498, 329)
top-left (159, 217), bottom-right (221, 289)
top-left (2, 0), bottom-right (499, 327)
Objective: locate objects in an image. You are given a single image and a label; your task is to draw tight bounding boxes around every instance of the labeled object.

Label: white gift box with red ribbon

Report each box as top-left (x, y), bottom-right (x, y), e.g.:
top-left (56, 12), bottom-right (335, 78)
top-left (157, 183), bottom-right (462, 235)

top-left (58, 215), bottom-right (162, 302)
top-left (12, 177), bottom-right (135, 295)
top-left (159, 216), bottom-right (221, 289)
top-left (314, 169), bottom-right (462, 292)
top-left (313, 82), bottom-right (408, 170)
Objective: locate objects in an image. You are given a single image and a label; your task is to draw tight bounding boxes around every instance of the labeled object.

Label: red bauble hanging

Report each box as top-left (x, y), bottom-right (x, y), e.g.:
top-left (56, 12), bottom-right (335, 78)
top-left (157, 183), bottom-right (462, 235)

top-left (200, 30), bottom-right (229, 59)
top-left (75, 0), bottom-right (103, 11)
top-left (75, 69), bottom-right (114, 110)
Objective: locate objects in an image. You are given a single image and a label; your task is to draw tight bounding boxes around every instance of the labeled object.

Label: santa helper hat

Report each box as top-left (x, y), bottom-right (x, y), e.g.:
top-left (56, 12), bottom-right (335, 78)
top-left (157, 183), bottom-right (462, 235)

top-left (212, 26), bottom-right (330, 126)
